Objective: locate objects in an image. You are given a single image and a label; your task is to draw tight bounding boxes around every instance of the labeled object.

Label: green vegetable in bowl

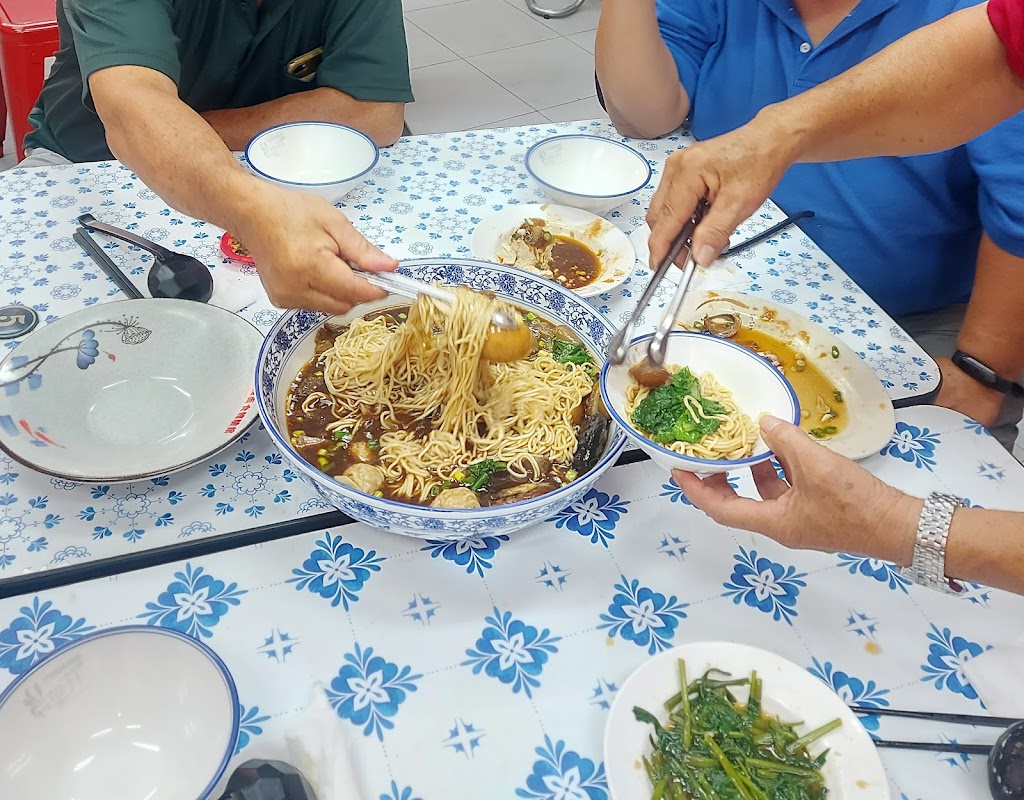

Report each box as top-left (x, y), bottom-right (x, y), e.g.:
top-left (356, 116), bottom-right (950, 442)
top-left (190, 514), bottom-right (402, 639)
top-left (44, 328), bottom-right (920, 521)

top-left (631, 367), bottom-right (726, 445)
top-left (463, 459), bottom-right (507, 491)
top-left (635, 659), bottom-right (840, 800)
top-left (551, 338), bottom-right (594, 366)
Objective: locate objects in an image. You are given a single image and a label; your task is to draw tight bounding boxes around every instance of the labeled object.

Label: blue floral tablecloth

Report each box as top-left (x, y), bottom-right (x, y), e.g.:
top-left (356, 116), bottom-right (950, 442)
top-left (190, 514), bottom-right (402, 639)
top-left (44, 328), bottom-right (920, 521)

top-left (0, 405), bottom-right (1018, 800)
top-left (0, 119), bottom-right (939, 578)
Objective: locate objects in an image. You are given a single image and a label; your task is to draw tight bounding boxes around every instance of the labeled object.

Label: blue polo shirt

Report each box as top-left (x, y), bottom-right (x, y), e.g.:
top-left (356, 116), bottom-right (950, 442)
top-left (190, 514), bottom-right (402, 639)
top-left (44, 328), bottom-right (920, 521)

top-left (656, 0), bottom-right (1024, 319)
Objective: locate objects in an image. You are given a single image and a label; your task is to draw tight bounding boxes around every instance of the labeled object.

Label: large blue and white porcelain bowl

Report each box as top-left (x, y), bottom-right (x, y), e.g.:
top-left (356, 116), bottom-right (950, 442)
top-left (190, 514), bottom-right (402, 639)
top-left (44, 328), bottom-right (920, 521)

top-left (256, 258), bottom-right (627, 540)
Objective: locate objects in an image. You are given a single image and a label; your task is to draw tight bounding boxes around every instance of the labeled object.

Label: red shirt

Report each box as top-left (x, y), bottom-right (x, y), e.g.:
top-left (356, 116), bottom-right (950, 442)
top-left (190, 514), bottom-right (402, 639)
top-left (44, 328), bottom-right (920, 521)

top-left (990, 0), bottom-right (1024, 78)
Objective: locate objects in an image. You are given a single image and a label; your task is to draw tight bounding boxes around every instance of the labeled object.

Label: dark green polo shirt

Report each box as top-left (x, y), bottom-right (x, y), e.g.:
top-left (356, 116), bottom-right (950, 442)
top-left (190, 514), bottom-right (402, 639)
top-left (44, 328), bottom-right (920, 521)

top-left (25, 0), bottom-right (413, 162)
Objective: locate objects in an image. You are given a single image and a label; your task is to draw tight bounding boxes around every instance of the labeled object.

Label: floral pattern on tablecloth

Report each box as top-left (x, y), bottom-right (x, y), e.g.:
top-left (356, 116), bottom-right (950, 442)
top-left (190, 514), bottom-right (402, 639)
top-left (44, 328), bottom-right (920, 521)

top-left (0, 406), bottom-right (1019, 800)
top-left (0, 121), bottom-right (938, 576)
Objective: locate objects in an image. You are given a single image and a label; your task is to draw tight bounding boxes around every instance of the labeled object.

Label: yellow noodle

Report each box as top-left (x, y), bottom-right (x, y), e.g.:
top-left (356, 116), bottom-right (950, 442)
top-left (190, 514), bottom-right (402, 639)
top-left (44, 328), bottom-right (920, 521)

top-left (318, 288), bottom-right (595, 500)
top-left (625, 367), bottom-right (759, 460)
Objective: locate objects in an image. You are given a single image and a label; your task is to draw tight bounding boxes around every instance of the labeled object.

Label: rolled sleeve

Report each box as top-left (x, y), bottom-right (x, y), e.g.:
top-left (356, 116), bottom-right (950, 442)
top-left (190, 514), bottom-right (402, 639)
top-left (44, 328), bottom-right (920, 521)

top-left (317, 0), bottom-right (414, 103)
top-left (967, 109), bottom-right (1024, 258)
top-left (654, 0), bottom-right (720, 100)
top-left (989, 0), bottom-right (1024, 79)
top-left (62, 0), bottom-right (181, 99)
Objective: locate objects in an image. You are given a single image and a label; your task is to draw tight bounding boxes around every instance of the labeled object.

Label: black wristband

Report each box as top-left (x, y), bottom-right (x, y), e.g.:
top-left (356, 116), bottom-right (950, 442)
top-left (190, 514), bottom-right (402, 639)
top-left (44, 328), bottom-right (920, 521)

top-left (951, 350), bottom-right (1024, 397)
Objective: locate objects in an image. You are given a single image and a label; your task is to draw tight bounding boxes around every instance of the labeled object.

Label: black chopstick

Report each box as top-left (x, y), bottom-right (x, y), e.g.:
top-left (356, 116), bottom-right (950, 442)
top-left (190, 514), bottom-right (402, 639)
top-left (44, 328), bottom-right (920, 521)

top-left (850, 705), bottom-right (1019, 728)
top-left (0, 448), bottom-right (652, 598)
top-left (872, 739), bottom-right (993, 755)
top-left (74, 227), bottom-right (145, 299)
top-left (721, 210), bottom-right (815, 257)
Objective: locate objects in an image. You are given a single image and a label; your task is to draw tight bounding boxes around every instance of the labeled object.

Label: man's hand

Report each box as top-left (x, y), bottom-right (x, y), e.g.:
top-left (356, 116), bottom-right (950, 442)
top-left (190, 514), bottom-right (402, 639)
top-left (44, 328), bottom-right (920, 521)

top-left (672, 415), bottom-right (921, 564)
top-left (228, 184), bottom-right (396, 313)
top-left (935, 356), bottom-right (1004, 429)
top-left (646, 113), bottom-right (798, 269)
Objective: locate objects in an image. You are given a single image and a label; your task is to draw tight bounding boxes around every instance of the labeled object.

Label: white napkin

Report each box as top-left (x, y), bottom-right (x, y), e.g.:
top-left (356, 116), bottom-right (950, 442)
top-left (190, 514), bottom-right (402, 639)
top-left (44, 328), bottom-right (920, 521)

top-left (962, 636), bottom-right (1024, 717)
top-left (284, 683), bottom-right (365, 800)
top-left (629, 224), bottom-right (750, 293)
top-left (208, 262), bottom-right (265, 314)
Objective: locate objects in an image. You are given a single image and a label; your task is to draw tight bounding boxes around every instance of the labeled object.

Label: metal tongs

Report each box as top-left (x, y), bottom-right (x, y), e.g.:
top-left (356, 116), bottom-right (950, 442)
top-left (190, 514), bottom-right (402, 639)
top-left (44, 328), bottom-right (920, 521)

top-left (356, 268), bottom-right (521, 331)
top-left (608, 198), bottom-right (710, 367)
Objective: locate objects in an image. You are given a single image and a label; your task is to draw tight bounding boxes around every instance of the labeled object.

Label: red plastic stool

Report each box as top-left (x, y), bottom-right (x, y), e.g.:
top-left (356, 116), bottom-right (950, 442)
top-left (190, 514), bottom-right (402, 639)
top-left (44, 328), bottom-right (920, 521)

top-left (0, 0), bottom-right (58, 162)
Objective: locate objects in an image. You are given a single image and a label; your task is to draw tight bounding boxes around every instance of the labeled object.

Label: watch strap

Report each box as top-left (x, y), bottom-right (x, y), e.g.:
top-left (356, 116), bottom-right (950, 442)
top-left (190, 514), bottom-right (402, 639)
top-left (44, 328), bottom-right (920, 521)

top-left (952, 350), bottom-right (1024, 397)
top-left (900, 492), bottom-right (964, 595)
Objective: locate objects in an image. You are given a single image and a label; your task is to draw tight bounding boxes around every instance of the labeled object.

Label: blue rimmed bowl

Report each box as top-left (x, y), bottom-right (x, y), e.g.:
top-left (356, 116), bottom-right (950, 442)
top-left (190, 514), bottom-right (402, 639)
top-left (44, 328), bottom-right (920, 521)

top-left (0, 626), bottom-right (239, 800)
top-left (525, 135), bottom-right (652, 213)
top-left (255, 258), bottom-right (627, 540)
top-left (245, 121), bottom-right (379, 205)
top-left (600, 331), bottom-right (800, 475)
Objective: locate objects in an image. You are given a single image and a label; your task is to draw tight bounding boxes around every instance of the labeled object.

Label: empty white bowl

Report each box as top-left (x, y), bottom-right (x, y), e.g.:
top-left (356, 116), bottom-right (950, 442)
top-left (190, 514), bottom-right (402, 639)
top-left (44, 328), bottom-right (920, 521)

top-left (245, 121), bottom-right (379, 204)
top-left (0, 626), bottom-right (239, 800)
top-left (525, 135), bottom-right (652, 214)
top-left (600, 332), bottom-right (800, 475)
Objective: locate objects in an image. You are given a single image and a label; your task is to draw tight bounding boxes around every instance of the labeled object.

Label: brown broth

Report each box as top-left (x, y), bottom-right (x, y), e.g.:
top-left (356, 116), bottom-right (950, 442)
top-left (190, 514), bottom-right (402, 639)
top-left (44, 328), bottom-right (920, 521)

top-left (731, 327), bottom-right (848, 439)
top-left (285, 305), bottom-right (608, 506)
top-left (548, 236), bottom-right (601, 289)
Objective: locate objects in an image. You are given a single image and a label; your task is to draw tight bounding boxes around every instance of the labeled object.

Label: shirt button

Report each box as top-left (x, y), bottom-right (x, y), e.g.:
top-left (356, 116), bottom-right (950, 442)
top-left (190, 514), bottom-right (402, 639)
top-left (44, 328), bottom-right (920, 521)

top-left (799, 42), bottom-right (811, 53)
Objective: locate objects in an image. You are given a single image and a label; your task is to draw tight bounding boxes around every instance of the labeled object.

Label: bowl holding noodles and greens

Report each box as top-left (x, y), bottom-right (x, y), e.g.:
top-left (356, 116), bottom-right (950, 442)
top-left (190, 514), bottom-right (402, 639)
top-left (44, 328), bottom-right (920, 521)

top-left (600, 331), bottom-right (800, 475)
top-left (255, 258), bottom-right (627, 540)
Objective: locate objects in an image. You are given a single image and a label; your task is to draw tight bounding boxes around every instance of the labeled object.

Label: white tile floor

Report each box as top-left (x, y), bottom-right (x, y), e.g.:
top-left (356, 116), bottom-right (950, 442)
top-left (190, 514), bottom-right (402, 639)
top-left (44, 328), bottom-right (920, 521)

top-left (402, 0), bottom-right (606, 133)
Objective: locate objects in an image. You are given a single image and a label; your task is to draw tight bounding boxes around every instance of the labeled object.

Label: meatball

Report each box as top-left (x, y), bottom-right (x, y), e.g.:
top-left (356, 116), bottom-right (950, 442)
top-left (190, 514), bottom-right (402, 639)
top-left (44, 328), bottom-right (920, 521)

top-left (430, 487), bottom-right (481, 509)
top-left (336, 464), bottom-right (385, 495)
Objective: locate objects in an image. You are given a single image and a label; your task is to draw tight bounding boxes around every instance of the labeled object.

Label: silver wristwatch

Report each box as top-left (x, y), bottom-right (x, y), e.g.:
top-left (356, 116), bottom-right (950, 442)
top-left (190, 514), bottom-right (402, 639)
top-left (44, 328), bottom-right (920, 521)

top-left (899, 492), bottom-right (965, 594)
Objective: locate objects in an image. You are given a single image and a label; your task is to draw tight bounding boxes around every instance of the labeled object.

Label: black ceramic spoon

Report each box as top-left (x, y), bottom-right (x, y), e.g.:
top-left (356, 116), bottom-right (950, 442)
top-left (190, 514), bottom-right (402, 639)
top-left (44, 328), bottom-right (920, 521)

top-left (77, 213), bottom-right (214, 303)
top-left (991, 721), bottom-right (1024, 799)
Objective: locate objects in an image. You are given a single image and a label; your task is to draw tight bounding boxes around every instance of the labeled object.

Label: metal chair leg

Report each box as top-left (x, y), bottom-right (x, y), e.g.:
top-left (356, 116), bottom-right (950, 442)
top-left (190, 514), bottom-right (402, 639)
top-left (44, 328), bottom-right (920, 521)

top-left (525, 0), bottom-right (586, 19)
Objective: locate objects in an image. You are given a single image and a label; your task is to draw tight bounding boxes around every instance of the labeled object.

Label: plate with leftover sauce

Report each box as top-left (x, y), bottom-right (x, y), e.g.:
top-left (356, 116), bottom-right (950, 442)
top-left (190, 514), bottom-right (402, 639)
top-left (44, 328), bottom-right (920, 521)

top-left (471, 204), bottom-right (635, 297)
top-left (676, 291), bottom-right (896, 461)
top-left (604, 642), bottom-right (889, 800)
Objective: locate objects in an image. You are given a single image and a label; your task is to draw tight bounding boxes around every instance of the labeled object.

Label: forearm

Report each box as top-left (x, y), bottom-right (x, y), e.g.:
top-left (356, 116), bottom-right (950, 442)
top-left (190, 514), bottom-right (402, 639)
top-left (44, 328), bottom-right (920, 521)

top-left (958, 233), bottom-right (1024, 379)
top-left (201, 87), bottom-right (405, 150)
top-left (757, 4), bottom-right (1024, 164)
top-left (594, 0), bottom-right (689, 139)
top-left (92, 68), bottom-right (272, 235)
top-left (946, 508), bottom-right (1024, 594)
top-left (882, 493), bottom-right (1024, 595)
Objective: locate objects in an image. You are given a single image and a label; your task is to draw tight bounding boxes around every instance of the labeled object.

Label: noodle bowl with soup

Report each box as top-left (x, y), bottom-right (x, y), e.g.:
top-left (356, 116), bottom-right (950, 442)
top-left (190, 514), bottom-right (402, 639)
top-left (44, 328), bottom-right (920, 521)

top-left (255, 259), bottom-right (627, 540)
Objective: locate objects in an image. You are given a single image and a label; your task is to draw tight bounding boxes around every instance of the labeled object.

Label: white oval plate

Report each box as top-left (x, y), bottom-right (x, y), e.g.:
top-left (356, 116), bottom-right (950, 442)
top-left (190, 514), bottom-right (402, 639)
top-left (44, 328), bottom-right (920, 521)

top-left (678, 291), bottom-right (896, 461)
top-left (0, 299), bottom-right (263, 482)
top-left (470, 203), bottom-right (635, 297)
top-left (0, 626), bottom-right (239, 800)
top-left (605, 642), bottom-right (889, 800)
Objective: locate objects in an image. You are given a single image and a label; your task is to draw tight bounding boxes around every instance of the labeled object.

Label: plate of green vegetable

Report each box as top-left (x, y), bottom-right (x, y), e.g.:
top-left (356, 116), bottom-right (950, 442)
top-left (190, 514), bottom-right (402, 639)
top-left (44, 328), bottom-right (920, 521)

top-left (604, 642), bottom-right (889, 799)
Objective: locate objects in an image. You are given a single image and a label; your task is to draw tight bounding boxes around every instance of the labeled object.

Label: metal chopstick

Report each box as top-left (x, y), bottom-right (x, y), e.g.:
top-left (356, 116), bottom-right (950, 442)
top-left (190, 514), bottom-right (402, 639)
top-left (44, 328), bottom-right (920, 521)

top-left (357, 267), bottom-right (520, 331)
top-left (850, 705), bottom-right (1020, 728)
top-left (872, 739), bottom-right (993, 755)
top-left (608, 198), bottom-right (709, 366)
top-left (74, 228), bottom-right (145, 299)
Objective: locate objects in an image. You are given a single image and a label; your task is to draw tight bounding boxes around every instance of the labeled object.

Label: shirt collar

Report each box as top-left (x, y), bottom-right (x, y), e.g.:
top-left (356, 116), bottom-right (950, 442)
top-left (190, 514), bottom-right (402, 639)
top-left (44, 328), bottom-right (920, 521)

top-left (759, 0), bottom-right (900, 45)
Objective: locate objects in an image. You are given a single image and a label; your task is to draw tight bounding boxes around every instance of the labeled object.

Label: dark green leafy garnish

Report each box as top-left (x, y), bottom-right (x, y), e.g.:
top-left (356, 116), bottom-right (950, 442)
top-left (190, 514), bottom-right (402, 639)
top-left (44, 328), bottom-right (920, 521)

top-left (332, 428), bottom-right (351, 442)
top-left (809, 426), bottom-right (838, 439)
top-left (636, 659), bottom-right (839, 800)
top-left (631, 367), bottom-right (726, 445)
top-left (833, 391), bottom-right (844, 403)
top-left (464, 459), bottom-right (507, 491)
top-left (831, 346), bottom-right (840, 359)
top-left (551, 338), bottom-right (594, 366)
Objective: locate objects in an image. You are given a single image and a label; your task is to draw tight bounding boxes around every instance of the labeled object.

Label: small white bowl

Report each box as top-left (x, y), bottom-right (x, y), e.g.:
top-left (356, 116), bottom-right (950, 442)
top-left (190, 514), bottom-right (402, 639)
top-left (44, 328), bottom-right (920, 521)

top-left (525, 135), bottom-right (652, 214)
top-left (0, 626), bottom-right (239, 800)
top-left (245, 121), bottom-right (379, 205)
top-left (600, 331), bottom-right (800, 475)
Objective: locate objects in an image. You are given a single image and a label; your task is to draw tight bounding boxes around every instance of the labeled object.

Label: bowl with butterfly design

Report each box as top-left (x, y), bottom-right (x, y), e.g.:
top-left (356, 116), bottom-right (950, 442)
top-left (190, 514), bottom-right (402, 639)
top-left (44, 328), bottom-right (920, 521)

top-left (0, 299), bottom-right (264, 482)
